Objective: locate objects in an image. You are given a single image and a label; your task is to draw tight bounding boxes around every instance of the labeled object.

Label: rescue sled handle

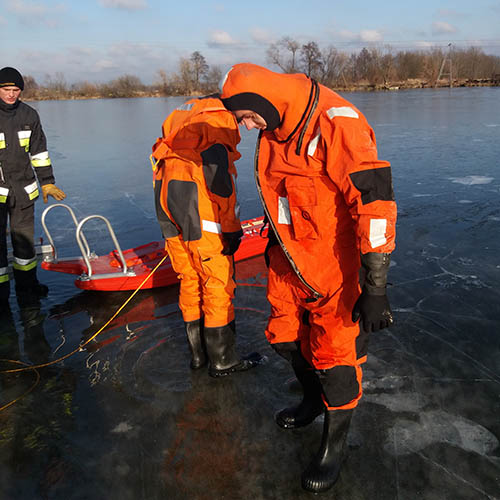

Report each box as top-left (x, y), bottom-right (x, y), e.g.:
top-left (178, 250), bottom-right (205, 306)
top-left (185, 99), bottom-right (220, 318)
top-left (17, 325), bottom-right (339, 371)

top-left (41, 203), bottom-right (91, 261)
top-left (75, 215), bottom-right (129, 278)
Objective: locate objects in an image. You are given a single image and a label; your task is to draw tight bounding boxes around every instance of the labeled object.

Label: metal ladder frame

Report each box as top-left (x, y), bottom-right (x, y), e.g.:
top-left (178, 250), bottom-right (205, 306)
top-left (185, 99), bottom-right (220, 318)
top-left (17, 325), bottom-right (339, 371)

top-left (41, 204), bottom-right (135, 281)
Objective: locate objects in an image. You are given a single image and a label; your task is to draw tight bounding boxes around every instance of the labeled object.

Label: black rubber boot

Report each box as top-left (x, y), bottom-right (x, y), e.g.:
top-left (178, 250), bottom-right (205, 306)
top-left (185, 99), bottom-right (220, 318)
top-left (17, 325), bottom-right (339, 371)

top-left (204, 320), bottom-right (261, 377)
top-left (185, 318), bottom-right (207, 370)
top-left (275, 367), bottom-right (324, 429)
top-left (301, 408), bottom-right (353, 493)
top-left (14, 267), bottom-right (48, 299)
top-left (272, 339), bottom-right (324, 429)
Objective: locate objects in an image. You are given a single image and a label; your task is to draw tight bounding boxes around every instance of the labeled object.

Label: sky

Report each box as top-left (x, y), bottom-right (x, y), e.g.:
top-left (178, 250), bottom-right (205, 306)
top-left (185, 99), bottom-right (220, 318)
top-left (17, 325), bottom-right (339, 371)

top-left (1, 0), bottom-right (500, 85)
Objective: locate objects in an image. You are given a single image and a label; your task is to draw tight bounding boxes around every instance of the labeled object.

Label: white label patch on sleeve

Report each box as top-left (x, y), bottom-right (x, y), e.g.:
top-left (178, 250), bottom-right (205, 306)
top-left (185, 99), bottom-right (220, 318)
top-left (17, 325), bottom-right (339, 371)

top-left (202, 220), bottom-right (222, 234)
top-left (327, 107), bottom-right (359, 119)
top-left (278, 197), bottom-right (291, 225)
top-left (369, 219), bottom-right (387, 248)
top-left (307, 128), bottom-right (321, 157)
top-left (24, 181), bottom-right (38, 194)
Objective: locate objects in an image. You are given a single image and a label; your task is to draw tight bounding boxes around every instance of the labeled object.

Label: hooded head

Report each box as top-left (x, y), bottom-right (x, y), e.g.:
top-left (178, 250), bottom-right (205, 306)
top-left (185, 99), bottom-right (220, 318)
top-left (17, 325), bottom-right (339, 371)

top-left (0, 67), bottom-right (24, 91)
top-left (220, 63), bottom-right (313, 141)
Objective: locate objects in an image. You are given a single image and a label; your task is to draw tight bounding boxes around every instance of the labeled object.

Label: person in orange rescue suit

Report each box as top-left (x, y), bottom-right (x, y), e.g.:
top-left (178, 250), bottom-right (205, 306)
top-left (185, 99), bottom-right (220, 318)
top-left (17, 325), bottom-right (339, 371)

top-left (151, 95), bottom-right (261, 377)
top-left (0, 67), bottom-right (66, 306)
top-left (220, 63), bottom-right (397, 493)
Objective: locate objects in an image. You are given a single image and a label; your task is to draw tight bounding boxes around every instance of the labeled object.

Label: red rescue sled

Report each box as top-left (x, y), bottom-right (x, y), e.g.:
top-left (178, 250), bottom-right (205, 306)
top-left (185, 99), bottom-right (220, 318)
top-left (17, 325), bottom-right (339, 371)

top-left (40, 204), bottom-right (267, 292)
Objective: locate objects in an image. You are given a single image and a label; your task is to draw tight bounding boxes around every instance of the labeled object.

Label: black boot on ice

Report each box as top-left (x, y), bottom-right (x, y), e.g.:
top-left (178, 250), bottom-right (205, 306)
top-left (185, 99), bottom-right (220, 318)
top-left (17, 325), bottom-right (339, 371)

top-left (14, 267), bottom-right (48, 299)
top-left (184, 318), bottom-right (207, 370)
top-left (276, 367), bottom-right (324, 429)
top-left (301, 408), bottom-right (353, 493)
top-left (204, 320), bottom-right (261, 377)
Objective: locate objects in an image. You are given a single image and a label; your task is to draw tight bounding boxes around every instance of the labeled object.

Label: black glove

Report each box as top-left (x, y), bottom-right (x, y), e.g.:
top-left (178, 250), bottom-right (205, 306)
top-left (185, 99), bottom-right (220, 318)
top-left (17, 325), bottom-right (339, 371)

top-left (221, 229), bottom-right (243, 256)
top-left (352, 252), bottom-right (394, 333)
top-left (352, 292), bottom-right (393, 333)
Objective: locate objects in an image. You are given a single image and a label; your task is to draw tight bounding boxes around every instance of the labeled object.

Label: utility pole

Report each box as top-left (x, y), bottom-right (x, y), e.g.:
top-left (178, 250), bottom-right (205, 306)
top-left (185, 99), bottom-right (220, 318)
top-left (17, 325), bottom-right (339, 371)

top-left (437, 43), bottom-right (453, 88)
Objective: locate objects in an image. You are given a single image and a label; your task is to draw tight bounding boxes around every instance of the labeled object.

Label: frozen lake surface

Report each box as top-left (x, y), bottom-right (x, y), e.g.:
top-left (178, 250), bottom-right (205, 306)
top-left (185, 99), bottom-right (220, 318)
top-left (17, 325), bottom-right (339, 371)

top-left (1, 87), bottom-right (499, 499)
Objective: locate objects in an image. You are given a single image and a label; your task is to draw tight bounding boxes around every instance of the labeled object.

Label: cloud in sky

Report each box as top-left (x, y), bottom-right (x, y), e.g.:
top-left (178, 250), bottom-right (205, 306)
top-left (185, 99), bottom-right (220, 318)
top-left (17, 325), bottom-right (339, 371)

top-left (99, 0), bottom-right (147, 10)
top-left (207, 30), bottom-right (240, 47)
top-left (432, 21), bottom-right (458, 35)
top-left (15, 41), bottom-right (171, 84)
top-left (359, 30), bottom-right (384, 42)
top-left (415, 41), bottom-right (435, 48)
top-left (7, 0), bottom-right (66, 27)
top-left (338, 29), bottom-right (384, 43)
top-left (249, 27), bottom-right (273, 45)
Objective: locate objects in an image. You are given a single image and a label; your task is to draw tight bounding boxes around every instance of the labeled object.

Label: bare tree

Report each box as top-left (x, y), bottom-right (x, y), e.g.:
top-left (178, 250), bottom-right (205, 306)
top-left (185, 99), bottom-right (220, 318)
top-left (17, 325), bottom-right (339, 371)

top-left (378, 46), bottom-right (396, 86)
top-left (154, 69), bottom-right (170, 95)
top-left (170, 57), bottom-right (194, 95)
top-left (300, 41), bottom-right (323, 79)
top-left (203, 66), bottom-right (223, 93)
top-left (44, 72), bottom-right (67, 96)
top-left (355, 48), bottom-right (378, 84)
top-left (267, 36), bottom-right (300, 73)
top-left (454, 47), bottom-right (483, 80)
top-left (190, 51), bottom-right (209, 91)
top-left (394, 51), bottom-right (424, 80)
top-left (71, 81), bottom-right (98, 98)
top-left (423, 47), bottom-right (445, 85)
top-left (320, 46), bottom-right (349, 87)
top-left (103, 75), bottom-right (144, 98)
top-left (21, 75), bottom-right (39, 99)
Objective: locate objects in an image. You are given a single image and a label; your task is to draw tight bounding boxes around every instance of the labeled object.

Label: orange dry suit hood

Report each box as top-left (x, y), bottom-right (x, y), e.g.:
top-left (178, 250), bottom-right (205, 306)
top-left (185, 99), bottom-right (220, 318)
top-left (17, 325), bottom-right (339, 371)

top-left (221, 63), bottom-right (317, 142)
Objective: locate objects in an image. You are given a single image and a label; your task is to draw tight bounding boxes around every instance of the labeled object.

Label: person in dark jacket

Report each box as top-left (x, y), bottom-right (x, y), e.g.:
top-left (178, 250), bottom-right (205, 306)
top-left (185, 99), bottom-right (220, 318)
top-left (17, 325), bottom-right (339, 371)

top-left (0, 67), bottom-right (66, 305)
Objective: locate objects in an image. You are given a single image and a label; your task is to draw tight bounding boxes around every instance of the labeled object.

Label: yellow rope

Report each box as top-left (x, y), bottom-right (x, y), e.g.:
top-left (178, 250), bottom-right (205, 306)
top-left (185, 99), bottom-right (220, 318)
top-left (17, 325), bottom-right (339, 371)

top-left (0, 359), bottom-right (40, 412)
top-left (0, 253), bottom-right (168, 380)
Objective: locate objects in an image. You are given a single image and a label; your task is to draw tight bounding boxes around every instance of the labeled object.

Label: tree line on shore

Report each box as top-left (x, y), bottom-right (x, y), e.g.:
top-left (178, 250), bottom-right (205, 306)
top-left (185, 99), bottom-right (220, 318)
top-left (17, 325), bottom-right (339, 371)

top-left (22, 40), bottom-right (500, 101)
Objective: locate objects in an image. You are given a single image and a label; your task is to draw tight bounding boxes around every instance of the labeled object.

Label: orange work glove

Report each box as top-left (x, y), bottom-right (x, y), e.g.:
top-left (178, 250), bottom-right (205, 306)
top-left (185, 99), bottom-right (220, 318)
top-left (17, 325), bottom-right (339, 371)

top-left (41, 183), bottom-right (66, 203)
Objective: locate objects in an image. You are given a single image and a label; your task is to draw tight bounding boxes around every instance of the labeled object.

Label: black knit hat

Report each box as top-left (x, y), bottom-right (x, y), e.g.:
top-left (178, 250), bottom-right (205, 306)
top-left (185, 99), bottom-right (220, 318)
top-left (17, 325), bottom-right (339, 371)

top-left (0, 67), bottom-right (24, 91)
top-left (222, 92), bottom-right (281, 131)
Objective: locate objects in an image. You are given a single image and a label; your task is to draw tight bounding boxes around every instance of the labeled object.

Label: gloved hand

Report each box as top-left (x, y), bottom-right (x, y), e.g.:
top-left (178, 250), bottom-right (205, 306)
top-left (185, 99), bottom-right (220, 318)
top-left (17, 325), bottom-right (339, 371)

top-left (42, 184), bottom-right (66, 203)
top-left (222, 229), bottom-right (243, 256)
top-left (352, 291), bottom-right (393, 333)
top-left (352, 252), bottom-right (394, 333)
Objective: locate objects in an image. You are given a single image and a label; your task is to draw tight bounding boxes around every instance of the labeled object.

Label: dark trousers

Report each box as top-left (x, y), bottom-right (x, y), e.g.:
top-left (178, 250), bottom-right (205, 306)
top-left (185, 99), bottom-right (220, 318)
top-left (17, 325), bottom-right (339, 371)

top-left (0, 201), bottom-right (36, 290)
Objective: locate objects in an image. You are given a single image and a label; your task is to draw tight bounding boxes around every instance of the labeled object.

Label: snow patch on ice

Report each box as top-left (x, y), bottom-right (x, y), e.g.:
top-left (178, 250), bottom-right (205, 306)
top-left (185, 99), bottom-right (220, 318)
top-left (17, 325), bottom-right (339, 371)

top-left (385, 410), bottom-right (499, 457)
top-left (449, 176), bottom-right (494, 185)
top-left (111, 422), bottom-right (133, 433)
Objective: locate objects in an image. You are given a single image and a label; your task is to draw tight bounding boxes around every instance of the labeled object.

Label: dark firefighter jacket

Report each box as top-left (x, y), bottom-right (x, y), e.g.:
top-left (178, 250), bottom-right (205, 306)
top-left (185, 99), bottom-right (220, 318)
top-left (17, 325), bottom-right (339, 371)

top-left (0, 100), bottom-right (54, 209)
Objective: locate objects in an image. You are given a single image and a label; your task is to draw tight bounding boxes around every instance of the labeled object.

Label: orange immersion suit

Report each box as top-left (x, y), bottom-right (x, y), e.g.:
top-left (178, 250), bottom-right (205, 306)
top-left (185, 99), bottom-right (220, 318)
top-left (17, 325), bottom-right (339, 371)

top-left (151, 97), bottom-right (242, 328)
top-left (221, 64), bottom-right (397, 410)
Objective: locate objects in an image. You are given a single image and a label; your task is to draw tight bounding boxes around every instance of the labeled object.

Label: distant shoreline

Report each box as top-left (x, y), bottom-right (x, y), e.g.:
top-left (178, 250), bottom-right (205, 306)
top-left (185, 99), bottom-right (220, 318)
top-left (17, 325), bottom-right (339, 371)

top-left (23, 78), bottom-right (500, 102)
